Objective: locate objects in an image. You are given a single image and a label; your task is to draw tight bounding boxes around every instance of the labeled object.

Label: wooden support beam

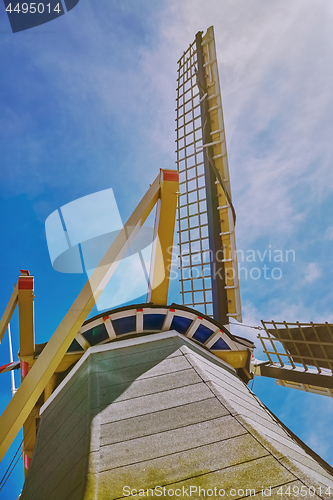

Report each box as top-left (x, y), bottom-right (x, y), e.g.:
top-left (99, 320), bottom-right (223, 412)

top-left (18, 272), bottom-right (35, 362)
top-left (17, 271), bottom-right (36, 475)
top-left (148, 170), bottom-right (179, 305)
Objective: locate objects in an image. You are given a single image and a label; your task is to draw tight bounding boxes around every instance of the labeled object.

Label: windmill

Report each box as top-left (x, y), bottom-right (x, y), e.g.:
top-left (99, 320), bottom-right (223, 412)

top-left (0, 25), bottom-right (332, 499)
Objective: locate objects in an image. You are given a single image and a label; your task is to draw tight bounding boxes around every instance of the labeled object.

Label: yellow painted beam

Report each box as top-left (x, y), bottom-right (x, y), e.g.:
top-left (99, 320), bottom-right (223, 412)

top-left (149, 170), bottom-right (179, 305)
top-left (43, 373), bottom-right (58, 403)
top-left (17, 271), bottom-right (36, 474)
top-left (201, 26), bottom-right (242, 323)
top-left (18, 272), bottom-right (35, 362)
top-left (212, 350), bottom-right (249, 369)
top-left (0, 284), bottom-right (18, 344)
top-left (55, 353), bottom-right (82, 374)
top-left (22, 405), bottom-right (40, 476)
top-left (0, 173), bottom-right (161, 462)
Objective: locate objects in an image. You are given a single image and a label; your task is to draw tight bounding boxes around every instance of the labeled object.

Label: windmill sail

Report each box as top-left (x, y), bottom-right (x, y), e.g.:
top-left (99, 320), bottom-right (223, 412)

top-left (255, 321), bottom-right (333, 397)
top-left (176, 26), bottom-right (242, 325)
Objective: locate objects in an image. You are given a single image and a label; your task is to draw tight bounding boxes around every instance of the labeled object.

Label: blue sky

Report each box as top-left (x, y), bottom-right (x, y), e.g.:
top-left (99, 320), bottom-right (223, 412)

top-left (1, 0), bottom-right (333, 497)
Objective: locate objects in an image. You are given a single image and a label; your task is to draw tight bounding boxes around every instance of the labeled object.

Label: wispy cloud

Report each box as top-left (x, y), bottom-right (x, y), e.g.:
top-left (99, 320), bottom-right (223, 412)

top-left (2, 0), bottom-right (333, 240)
top-left (304, 262), bottom-right (322, 284)
top-left (325, 226), bottom-right (333, 241)
top-left (156, 1), bottom-right (333, 244)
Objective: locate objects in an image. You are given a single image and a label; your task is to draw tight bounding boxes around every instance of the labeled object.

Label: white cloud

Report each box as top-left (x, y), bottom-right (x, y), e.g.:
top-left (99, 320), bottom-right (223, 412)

top-left (152, 0), bottom-right (333, 244)
top-left (3, 0), bottom-right (333, 244)
top-left (304, 262), bottom-right (322, 284)
top-left (325, 226), bottom-right (333, 241)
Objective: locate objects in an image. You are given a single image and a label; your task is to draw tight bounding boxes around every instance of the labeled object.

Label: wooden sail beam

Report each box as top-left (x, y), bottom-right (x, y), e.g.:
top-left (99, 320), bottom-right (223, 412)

top-left (148, 170), bottom-right (179, 305)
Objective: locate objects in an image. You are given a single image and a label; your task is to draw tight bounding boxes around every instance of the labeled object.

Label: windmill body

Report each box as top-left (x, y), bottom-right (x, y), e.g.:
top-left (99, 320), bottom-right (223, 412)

top-left (19, 322), bottom-right (333, 499)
